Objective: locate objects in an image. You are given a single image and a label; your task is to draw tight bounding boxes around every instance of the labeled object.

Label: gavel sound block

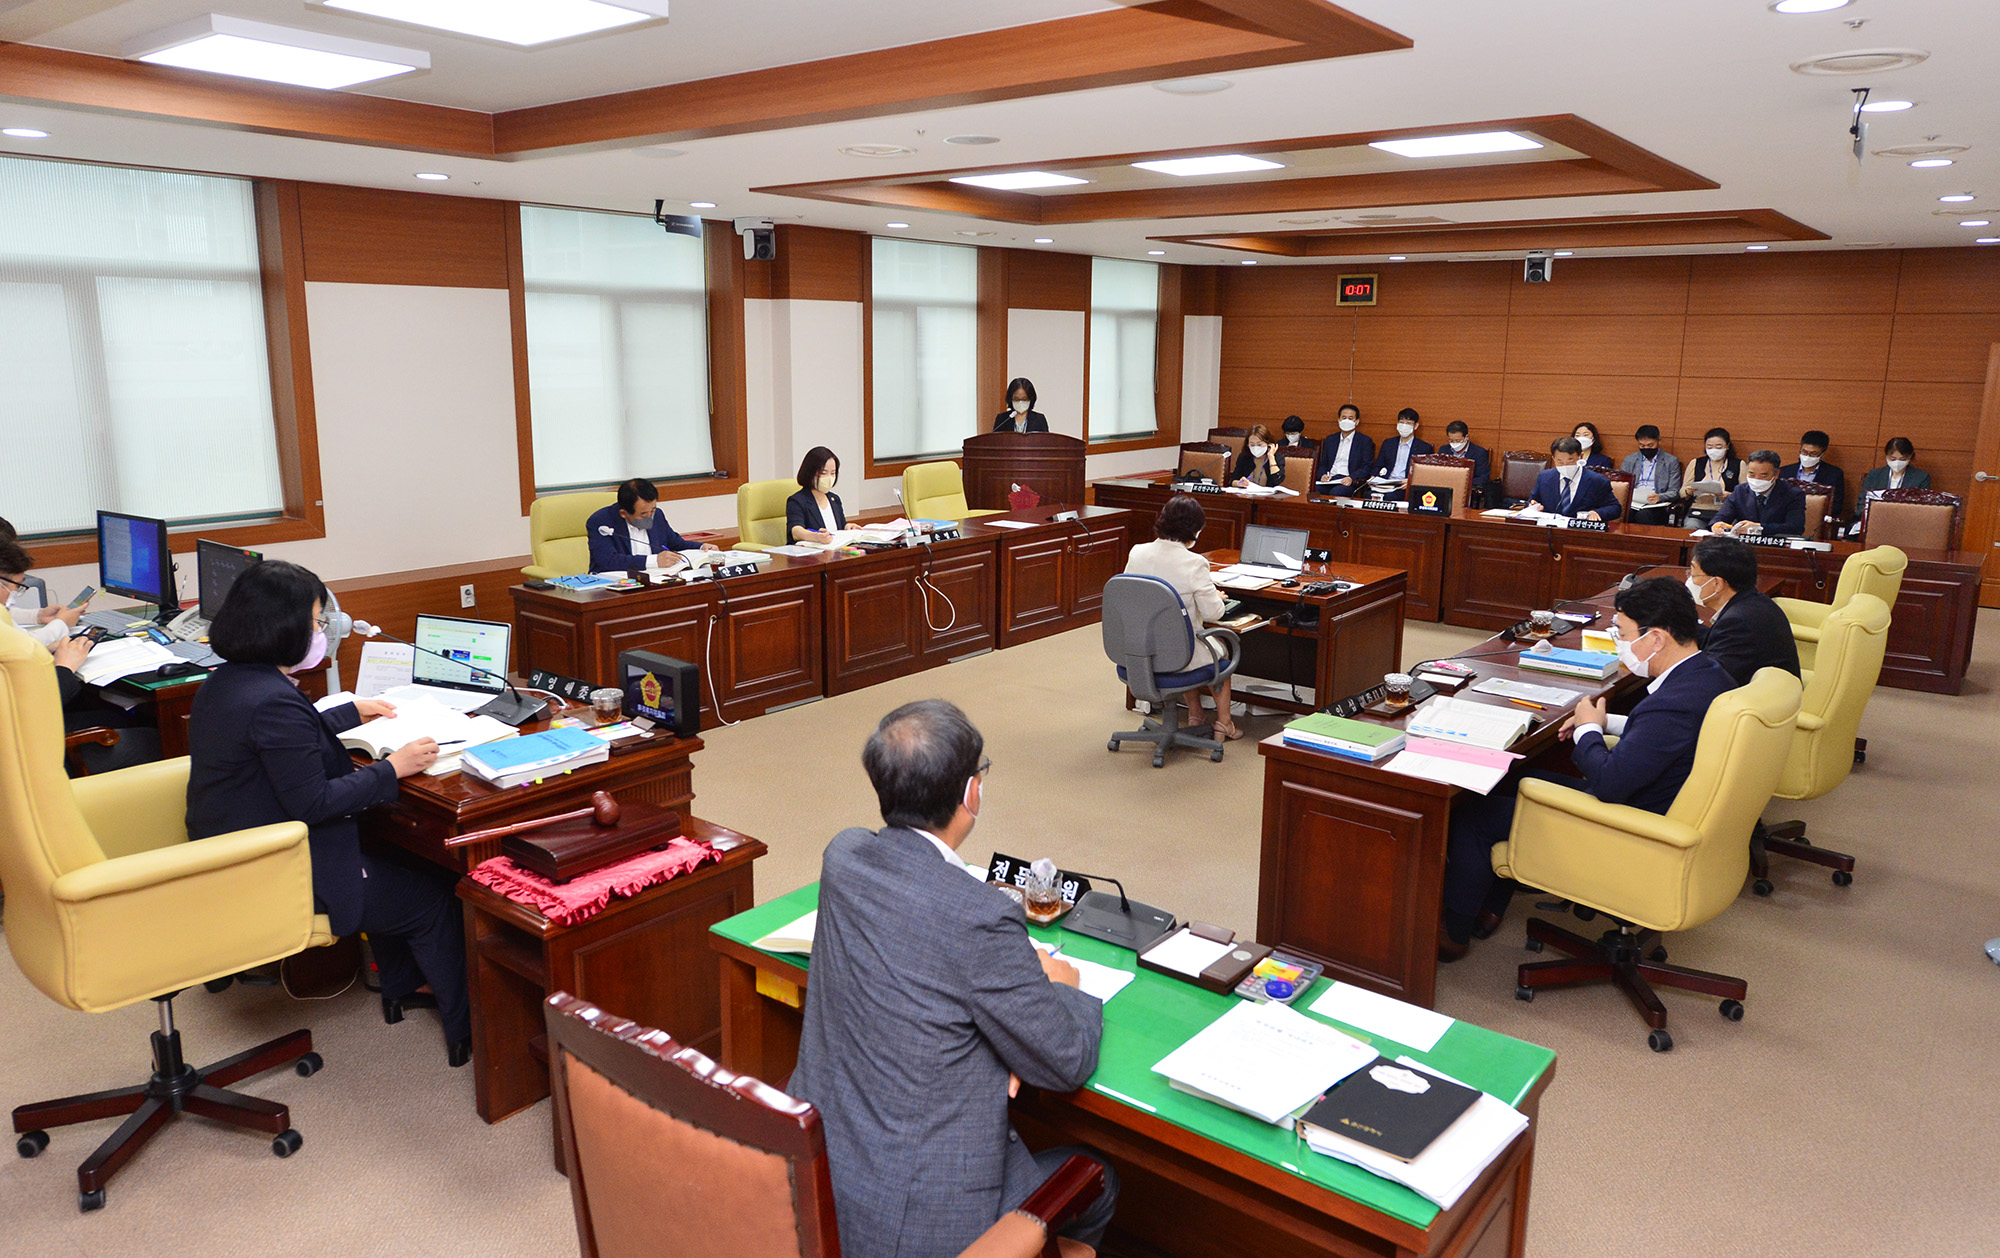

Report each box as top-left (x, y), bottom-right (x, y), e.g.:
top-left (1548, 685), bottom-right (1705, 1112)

top-left (447, 790), bottom-right (685, 883)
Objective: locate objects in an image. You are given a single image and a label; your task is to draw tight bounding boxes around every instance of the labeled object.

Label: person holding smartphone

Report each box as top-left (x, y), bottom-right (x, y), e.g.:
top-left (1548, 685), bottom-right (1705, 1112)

top-left (0, 516), bottom-right (88, 648)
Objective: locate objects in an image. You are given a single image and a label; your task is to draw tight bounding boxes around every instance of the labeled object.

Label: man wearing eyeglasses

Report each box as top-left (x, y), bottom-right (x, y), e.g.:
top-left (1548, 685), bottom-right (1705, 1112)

top-left (790, 699), bottom-right (1119, 1258)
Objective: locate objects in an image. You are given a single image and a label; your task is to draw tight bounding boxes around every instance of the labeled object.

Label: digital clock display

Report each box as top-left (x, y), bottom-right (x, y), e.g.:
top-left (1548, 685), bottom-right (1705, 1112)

top-left (1336, 273), bottom-right (1378, 306)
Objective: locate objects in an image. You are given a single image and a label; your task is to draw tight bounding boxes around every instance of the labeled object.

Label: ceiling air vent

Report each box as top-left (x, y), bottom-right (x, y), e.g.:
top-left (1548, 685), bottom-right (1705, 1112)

top-left (838, 143), bottom-right (916, 158)
top-left (1790, 47), bottom-right (1929, 75)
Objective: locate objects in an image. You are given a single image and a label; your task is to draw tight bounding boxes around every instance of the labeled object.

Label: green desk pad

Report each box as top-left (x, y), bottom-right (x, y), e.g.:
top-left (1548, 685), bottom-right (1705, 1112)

top-left (713, 882), bottom-right (1555, 1230)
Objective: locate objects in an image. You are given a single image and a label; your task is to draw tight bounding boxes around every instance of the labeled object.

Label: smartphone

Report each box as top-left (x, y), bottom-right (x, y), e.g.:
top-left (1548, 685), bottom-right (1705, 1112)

top-left (67, 584), bottom-right (97, 609)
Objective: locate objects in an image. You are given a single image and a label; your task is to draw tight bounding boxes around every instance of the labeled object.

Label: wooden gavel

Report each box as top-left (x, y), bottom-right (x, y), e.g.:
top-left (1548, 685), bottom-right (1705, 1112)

top-left (443, 790), bottom-right (621, 848)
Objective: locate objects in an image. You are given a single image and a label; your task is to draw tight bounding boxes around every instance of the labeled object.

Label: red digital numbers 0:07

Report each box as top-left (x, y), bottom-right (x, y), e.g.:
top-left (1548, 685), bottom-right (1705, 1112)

top-left (1344, 283), bottom-right (1371, 296)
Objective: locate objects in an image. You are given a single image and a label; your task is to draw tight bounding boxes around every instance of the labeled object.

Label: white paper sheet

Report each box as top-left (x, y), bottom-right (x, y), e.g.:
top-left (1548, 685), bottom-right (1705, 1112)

top-left (979, 519), bottom-right (1038, 530)
top-left (1153, 1000), bottom-right (1375, 1126)
top-left (1308, 982), bottom-right (1455, 1052)
top-left (354, 641), bottom-right (414, 698)
top-left (74, 638), bottom-right (180, 686)
top-left (1140, 929), bottom-right (1235, 978)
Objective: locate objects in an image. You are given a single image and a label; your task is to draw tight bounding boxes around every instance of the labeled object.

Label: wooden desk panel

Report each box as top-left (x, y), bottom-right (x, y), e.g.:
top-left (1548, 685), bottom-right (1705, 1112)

top-left (1090, 479), bottom-right (1251, 553)
top-left (994, 507), bottom-right (1130, 648)
top-left (919, 543), bottom-right (1000, 665)
top-left (1876, 560), bottom-right (1981, 694)
top-left (1442, 520), bottom-right (1555, 630)
top-left (1065, 513), bottom-right (1130, 624)
top-left (711, 571), bottom-right (823, 720)
top-left (822, 539), bottom-right (999, 694)
top-left (1552, 530), bottom-right (1686, 605)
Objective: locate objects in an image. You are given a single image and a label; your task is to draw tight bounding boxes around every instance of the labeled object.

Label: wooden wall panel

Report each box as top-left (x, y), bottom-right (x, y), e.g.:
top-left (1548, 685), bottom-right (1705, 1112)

top-left (1365, 261), bottom-right (1513, 316)
top-left (1503, 315), bottom-right (1685, 377)
top-left (297, 184), bottom-right (510, 288)
top-left (772, 225), bottom-right (865, 302)
top-left (1221, 316), bottom-right (1352, 368)
top-left (1507, 256), bottom-right (1690, 316)
top-left (1886, 315), bottom-right (2000, 383)
top-left (1218, 365), bottom-right (1352, 425)
top-left (1217, 265), bottom-right (1344, 318)
top-left (327, 559), bottom-right (528, 682)
top-left (1498, 373), bottom-right (1680, 443)
top-left (1893, 249), bottom-right (2000, 313)
top-left (1353, 316), bottom-right (1509, 374)
top-left (1005, 250), bottom-right (1090, 311)
top-left (1347, 370), bottom-right (1503, 430)
top-left (1680, 314), bottom-right (1894, 381)
top-left (1184, 265), bottom-right (1219, 317)
top-left (1671, 378), bottom-right (1885, 454)
top-left (1689, 251), bottom-right (1901, 315)
top-left (1879, 381), bottom-right (1986, 454)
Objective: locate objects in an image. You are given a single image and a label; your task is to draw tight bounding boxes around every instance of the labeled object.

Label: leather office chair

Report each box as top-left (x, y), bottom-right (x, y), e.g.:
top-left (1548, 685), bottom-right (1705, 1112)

top-left (1860, 488), bottom-right (1963, 553)
top-left (0, 626), bottom-right (330, 1210)
top-left (1175, 443), bottom-right (1229, 483)
top-left (1604, 470), bottom-right (1634, 518)
top-left (1773, 545), bottom-right (1905, 677)
top-left (1499, 451), bottom-right (1547, 506)
top-left (1207, 426), bottom-right (1248, 463)
top-left (902, 461), bottom-right (1002, 522)
top-left (545, 991), bottom-right (1107, 1258)
top-left (524, 490), bottom-right (618, 579)
top-left (1492, 668), bottom-right (1801, 1052)
top-left (736, 479), bottom-right (796, 551)
top-left (1751, 593), bottom-right (1891, 896)
top-left (1791, 478), bottom-right (1835, 541)
top-left (1101, 575), bottom-right (1241, 767)
top-left (1410, 454), bottom-right (1475, 510)
top-left (1277, 445), bottom-right (1318, 483)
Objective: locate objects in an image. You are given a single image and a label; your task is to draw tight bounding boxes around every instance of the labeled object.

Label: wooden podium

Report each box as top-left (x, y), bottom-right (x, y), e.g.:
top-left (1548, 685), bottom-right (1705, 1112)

top-left (962, 431), bottom-right (1085, 511)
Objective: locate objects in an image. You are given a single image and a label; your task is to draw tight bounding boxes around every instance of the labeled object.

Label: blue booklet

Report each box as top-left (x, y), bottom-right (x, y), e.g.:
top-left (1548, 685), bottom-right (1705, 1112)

top-left (461, 726), bottom-right (603, 775)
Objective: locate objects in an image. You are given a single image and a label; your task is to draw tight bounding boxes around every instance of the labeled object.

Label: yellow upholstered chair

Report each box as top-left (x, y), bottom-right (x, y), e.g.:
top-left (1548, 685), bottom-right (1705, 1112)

top-left (736, 478), bottom-right (796, 551)
top-left (1750, 593), bottom-right (1891, 897)
top-left (902, 460), bottom-right (1001, 522)
top-left (1772, 544), bottom-right (1904, 677)
top-left (1492, 668), bottom-right (1801, 1052)
top-left (0, 623), bottom-right (331, 1210)
top-left (524, 490), bottom-right (618, 579)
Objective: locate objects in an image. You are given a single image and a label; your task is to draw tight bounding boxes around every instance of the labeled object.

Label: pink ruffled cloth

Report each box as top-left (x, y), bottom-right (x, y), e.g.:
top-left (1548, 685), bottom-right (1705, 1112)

top-left (469, 837), bottom-right (719, 926)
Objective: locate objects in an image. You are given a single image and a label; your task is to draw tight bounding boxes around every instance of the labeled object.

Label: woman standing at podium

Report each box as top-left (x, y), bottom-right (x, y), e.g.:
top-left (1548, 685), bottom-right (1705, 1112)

top-left (787, 446), bottom-right (848, 543)
top-left (992, 377), bottom-right (1050, 433)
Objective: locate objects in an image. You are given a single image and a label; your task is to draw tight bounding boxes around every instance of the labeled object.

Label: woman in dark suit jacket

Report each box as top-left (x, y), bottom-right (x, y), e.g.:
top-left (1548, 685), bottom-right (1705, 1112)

top-left (1229, 424), bottom-right (1285, 488)
top-left (184, 561), bottom-right (471, 1065)
top-left (992, 377), bottom-right (1050, 433)
top-left (1571, 422), bottom-right (1613, 470)
top-left (787, 446), bottom-right (849, 542)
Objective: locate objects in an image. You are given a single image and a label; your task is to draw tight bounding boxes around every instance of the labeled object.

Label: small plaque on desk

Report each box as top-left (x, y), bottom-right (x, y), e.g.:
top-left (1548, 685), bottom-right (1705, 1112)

top-left (1564, 518), bottom-right (1608, 532)
top-left (1304, 547), bottom-right (1334, 563)
top-left (529, 668), bottom-right (598, 705)
top-left (501, 803), bottom-right (683, 883)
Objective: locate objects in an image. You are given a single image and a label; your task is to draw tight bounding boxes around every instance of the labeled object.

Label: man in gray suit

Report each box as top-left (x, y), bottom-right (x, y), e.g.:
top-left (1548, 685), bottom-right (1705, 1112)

top-left (790, 700), bottom-right (1119, 1258)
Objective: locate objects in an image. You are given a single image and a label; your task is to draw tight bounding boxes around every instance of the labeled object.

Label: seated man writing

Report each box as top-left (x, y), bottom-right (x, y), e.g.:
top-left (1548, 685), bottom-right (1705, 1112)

top-left (1438, 578), bottom-right (1734, 959)
top-left (1525, 437), bottom-right (1621, 522)
top-left (790, 699), bottom-right (1119, 1258)
top-left (585, 477), bottom-right (718, 574)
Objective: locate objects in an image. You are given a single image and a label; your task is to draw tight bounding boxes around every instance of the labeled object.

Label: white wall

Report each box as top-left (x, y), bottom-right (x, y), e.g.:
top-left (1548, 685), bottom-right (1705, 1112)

top-left (1007, 308), bottom-right (1086, 439)
top-left (1181, 314), bottom-right (1223, 442)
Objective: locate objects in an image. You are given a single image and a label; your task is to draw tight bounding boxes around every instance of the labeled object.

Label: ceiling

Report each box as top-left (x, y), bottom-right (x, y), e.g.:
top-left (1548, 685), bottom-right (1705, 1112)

top-left (1, 0), bottom-right (1995, 267)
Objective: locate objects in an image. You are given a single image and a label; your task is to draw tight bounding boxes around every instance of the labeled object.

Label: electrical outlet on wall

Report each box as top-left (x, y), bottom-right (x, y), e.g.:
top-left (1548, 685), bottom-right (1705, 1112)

top-left (460, 584), bottom-right (475, 608)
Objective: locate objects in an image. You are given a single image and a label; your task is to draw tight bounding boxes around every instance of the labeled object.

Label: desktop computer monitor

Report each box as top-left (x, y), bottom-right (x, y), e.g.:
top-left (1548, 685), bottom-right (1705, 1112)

top-left (1239, 524), bottom-right (1309, 569)
top-left (410, 614), bottom-right (512, 700)
top-left (96, 511), bottom-right (176, 612)
top-left (196, 539), bottom-right (260, 622)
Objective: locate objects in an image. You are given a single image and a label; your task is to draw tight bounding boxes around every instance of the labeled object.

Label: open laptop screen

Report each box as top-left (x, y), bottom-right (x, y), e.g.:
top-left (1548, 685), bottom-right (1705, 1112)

top-left (411, 614), bottom-right (510, 695)
top-left (1239, 524), bottom-right (1309, 569)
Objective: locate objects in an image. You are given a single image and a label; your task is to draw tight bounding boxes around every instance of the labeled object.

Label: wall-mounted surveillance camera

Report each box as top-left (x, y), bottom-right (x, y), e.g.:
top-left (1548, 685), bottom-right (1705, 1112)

top-left (1523, 250), bottom-right (1553, 284)
top-left (734, 217), bottom-right (777, 261)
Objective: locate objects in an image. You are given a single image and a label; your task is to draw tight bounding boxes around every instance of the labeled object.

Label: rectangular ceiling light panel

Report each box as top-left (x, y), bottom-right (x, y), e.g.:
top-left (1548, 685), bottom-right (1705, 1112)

top-left (948, 171), bottom-right (1090, 191)
top-left (1131, 154), bottom-right (1286, 177)
top-left (126, 14), bottom-right (428, 89)
top-left (318, 0), bottom-right (671, 48)
top-left (1369, 131), bottom-right (1543, 159)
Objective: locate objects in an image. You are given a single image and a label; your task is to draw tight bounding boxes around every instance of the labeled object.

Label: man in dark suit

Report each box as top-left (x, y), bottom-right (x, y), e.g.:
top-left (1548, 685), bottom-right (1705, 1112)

top-left (1440, 420), bottom-right (1492, 505)
top-left (1439, 578), bottom-right (1736, 957)
top-left (1712, 450), bottom-right (1806, 537)
top-left (1782, 429), bottom-right (1846, 523)
top-left (585, 477), bottom-right (718, 574)
top-left (790, 700), bottom-right (1118, 1258)
top-left (1366, 407), bottom-right (1434, 500)
top-left (1311, 402), bottom-right (1375, 497)
top-left (1528, 437), bottom-right (1621, 521)
top-left (1688, 536), bottom-right (1800, 686)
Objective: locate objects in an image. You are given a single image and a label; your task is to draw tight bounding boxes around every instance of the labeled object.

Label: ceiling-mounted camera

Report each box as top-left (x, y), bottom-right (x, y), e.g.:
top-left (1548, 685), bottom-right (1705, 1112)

top-left (1523, 250), bottom-right (1553, 283)
top-left (734, 217), bottom-right (777, 261)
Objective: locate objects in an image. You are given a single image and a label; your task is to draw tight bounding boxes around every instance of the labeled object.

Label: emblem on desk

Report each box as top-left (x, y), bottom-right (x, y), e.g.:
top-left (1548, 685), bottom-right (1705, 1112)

top-left (1410, 485), bottom-right (1454, 515)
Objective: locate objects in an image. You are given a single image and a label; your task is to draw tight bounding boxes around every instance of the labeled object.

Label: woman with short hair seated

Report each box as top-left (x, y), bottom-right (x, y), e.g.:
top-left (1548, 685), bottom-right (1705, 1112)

top-left (787, 446), bottom-right (848, 543)
top-left (1123, 495), bottom-right (1240, 740)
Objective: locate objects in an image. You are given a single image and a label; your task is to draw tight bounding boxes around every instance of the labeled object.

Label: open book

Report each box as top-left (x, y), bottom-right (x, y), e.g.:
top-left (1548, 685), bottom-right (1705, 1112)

top-left (335, 697), bottom-right (517, 774)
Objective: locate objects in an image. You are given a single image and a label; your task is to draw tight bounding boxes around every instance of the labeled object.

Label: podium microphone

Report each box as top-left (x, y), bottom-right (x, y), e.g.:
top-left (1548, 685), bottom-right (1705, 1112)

top-left (353, 621), bottom-right (549, 727)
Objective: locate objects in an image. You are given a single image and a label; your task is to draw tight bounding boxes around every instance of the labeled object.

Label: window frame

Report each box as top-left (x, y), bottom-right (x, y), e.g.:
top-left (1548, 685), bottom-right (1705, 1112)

top-left (15, 173), bottom-right (326, 568)
top-left (861, 234), bottom-right (984, 480)
top-left (1081, 261), bottom-right (1184, 455)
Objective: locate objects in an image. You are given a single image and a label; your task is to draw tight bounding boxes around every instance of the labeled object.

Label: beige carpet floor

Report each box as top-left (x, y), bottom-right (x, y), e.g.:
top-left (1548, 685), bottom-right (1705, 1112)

top-left (5, 610), bottom-right (1998, 1256)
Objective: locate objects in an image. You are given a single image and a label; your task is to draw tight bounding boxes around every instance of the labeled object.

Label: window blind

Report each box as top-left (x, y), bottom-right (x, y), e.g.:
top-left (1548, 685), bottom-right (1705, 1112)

top-left (871, 237), bottom-right (979, 462)
top-left (1088, 257), bottom-right (1160, 440)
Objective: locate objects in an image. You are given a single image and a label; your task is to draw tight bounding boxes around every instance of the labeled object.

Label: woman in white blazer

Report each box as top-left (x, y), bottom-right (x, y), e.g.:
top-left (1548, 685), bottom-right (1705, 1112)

top-left (1123, 494), bottom-right (1240, 740)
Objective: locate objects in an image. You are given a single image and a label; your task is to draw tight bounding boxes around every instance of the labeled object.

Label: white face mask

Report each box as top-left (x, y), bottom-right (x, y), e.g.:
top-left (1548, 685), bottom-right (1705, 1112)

top-left (1886, 458), bottom-right (1909, 473)
top-left (1798, 452), bottom-right (1821, 468)
top-left (1284, 433), bottom-right (1301, 444)
top-left (1339, 417), bottom-right (1358, 433)
top-left (1449, 440), bottom-right (1467, 452)
top-left (1685, 574), bottom-right (1718, 605)
top-left (1575, 434), bottom-right (1593, 449)
top-left (1615, 627), bottom-right (1657, 679)
top-left (1706, 447), bottom-right (1728, 461)
top-left (1012, 398), bottom-right (1030, 414)
top-left (1247, 444), bottom-right (1268, 457)
top-left (1396, 422), bottom-right (1416, 438)
top-left (1745, 476), bottom-right (1775, 494)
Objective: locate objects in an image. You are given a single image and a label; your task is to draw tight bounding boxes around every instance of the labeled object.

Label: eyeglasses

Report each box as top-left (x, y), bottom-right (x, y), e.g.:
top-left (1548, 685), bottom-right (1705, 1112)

top-left (977, 757), bottom-right (993, 779)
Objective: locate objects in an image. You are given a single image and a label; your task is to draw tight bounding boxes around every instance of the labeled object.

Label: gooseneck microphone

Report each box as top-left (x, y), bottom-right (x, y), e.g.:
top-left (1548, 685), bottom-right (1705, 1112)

top-left (353, 620), bottom-right (549, 727)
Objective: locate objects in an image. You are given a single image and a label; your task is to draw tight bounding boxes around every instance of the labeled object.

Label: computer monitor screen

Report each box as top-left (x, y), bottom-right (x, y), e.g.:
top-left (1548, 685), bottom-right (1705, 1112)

top-left (411, 615), bottom-right (510, 695)
top-left (196, 539), bottom-right (260, 622)
top-left (96, 511), bottom-right (176, 608)
top-left (1240, 524), bottom-right (1309, 569)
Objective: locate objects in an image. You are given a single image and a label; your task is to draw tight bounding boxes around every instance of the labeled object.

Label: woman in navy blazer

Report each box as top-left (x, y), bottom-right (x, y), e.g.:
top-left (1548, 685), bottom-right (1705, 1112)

top-left (184, 561), bottom-right (472, 1064)
top-left (787, 446), bottom-right (849, 542)
top-left (1571, 423), bottom-right (1613, 470)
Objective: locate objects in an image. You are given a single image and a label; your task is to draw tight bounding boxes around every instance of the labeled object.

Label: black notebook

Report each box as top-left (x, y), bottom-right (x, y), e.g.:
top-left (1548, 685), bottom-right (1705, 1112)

top-left (1298, 1057), bottom-right (1481, 1163)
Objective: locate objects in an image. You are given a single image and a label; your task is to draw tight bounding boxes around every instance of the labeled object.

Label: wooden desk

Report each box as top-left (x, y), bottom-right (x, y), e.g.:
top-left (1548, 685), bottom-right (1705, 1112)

top-left (711, 886), bottom-right (1557, 1258)
top-left (1204, 549), bottom-right (1407, 712)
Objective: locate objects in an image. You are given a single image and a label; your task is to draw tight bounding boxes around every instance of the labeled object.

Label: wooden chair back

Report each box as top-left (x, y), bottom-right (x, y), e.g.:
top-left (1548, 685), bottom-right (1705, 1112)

top-left (1410, 454), bottom-right (1474, 509)
top-left (1790, 478), bottom-right (1835, 541)
top-left (1177, 443), bottom-right (1230, 483)
top-left (1500, 451), bottom-right (1548, 503)
top-left (1206, 427), bottom-right (1248, 462)
top-left (1605, 470), bottom-right (1634, 517)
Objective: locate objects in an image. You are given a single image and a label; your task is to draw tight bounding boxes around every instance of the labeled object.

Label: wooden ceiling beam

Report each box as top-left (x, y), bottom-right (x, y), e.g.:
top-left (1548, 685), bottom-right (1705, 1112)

top-left (1189, 0), bottom-right (1409, 50)
top-left (1153, 210), bottom-right (1830, 257)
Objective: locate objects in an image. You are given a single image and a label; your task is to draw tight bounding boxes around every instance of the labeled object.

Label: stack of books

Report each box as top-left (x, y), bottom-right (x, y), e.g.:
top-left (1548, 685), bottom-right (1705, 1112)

top-left (1298, 1057), bottom-right (1530, 1209)
top-left (1516, 646), bottom-right (1620, 681)
top-left (460, 726), bottom-right (608, 788)
top-left (1282, 713), bottom-right (1407, 763)
top-left (1404, 697), bottom-right (1531, 751)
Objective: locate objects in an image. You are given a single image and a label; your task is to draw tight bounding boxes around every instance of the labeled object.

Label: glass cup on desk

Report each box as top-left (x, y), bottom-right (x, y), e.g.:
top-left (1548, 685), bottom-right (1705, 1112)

top-left (1530, 609), bottom-right (1556, 638)
top-left (1023, 868), bottom-right (1065, 925)
top-left (589, 687), bottom-right (624, 723)
top-left (1382, 673), bottom-right (1414, 710)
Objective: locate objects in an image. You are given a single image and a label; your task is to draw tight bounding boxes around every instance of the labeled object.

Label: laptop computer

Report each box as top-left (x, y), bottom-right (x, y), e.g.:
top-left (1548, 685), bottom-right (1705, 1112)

top-left (375, 614), bottom-right (513, 714)
top-left (1239, 524), bottom-right (1310, 570)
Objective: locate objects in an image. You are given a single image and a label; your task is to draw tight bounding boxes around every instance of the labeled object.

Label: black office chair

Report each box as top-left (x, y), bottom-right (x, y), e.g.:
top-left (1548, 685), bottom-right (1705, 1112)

top-left (1102, 575), bottom-right (1241, 767)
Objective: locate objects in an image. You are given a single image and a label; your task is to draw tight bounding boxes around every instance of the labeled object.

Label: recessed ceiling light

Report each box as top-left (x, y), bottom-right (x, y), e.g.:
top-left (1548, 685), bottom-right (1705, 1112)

top-left (1911, 158), bottom-right (1954, 168)
top-left (1746, 245), bottom-right (1770, 251)
top-left (1388, 255), bottom-right (1406, 261)
top-left (1553, 251), bottom-right (1574, 257)
top-left (414, 171), bottom-right (448, 181)
top-left (1859, 99), bottom-right (1915, 113)
top-left (949, 171), bottom-right (1089, 191)
top-left (689, 201), bottom-right (716, 209)
top-left (838, 143), bottom-right (915, 159)
top-left (1939, 194), bottom-right (1976, 202)
top-left (1978, 238), bottom-right (2000, 245)
top-left (885, 222), bottom-right (910, 229)
top-left (1370, 131), bottom-right (1543, 159)
top-left (316, 0), bottom-right (669, 47)
top-left (944, 134), bottom-right (1001, 146)
top-left (1033, 238), bottom-right (1053, 244)
top-left (1154, 77), bottom-right (1232, 95)
top-left (126, 15), bottom-right (427, 89)
top-left (2, 127), bottom-right (49, 139)
top-left (1132, 154), bottom-right (1285, 177)
top-left (1241, 260), bottom-right (1257, 265)
top-left (1769, 0), bottom-right (1852, 13)
top-left (1963, 220), bottom-right (1992, 227)
top-left (1147, 249), bottom-right (1166, 255)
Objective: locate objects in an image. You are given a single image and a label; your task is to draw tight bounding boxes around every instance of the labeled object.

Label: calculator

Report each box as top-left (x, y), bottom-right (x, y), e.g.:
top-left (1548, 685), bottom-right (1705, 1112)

top-left (1232, 949), bottom-right (1324, 1005)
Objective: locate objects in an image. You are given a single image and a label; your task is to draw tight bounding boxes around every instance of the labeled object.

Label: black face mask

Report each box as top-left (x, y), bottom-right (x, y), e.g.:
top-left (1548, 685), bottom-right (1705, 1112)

top-left (1638, 448), bottom-right (1658, 459)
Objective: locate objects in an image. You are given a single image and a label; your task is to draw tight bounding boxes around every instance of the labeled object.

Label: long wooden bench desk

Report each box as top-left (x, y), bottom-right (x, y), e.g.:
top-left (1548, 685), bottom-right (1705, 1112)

top-left (1092, 474), bottom-right (1980, 694)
